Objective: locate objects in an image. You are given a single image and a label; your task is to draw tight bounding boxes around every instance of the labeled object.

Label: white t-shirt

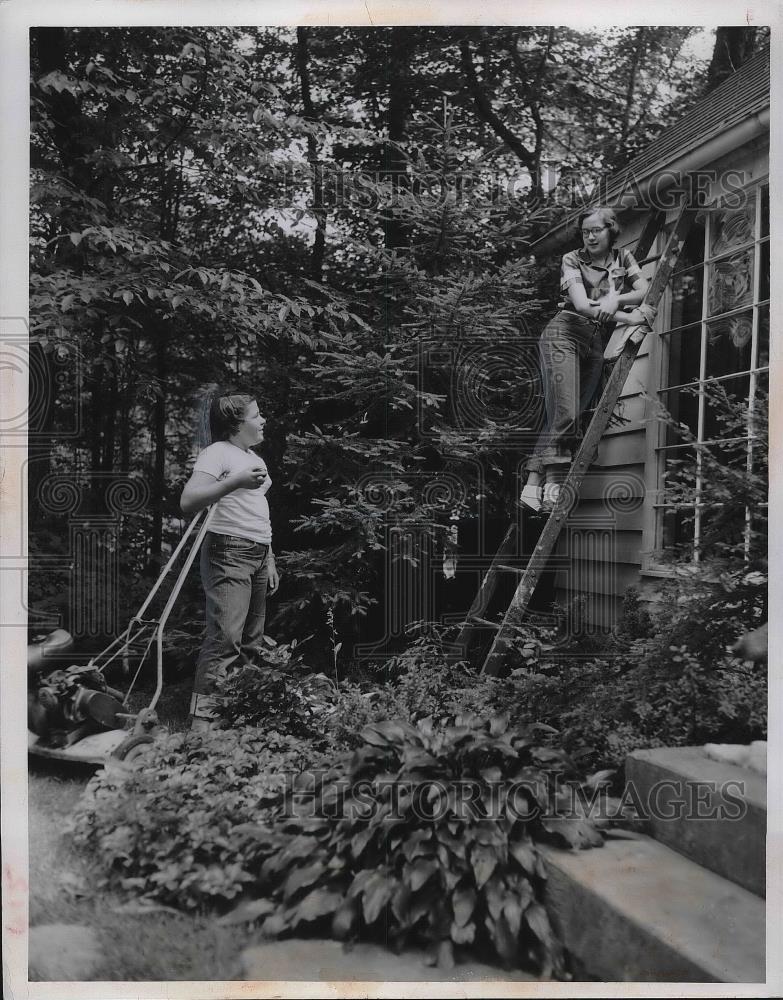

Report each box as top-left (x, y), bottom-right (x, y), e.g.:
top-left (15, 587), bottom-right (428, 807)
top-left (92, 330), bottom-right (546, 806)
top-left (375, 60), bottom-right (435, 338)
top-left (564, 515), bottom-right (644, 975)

top-left (193, 441), bottom-right (272, 544)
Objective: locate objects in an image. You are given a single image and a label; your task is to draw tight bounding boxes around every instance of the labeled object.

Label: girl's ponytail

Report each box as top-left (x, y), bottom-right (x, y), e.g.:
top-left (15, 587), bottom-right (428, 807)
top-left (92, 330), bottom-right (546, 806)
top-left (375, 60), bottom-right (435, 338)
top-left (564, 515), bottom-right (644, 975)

top-left (194, 383), bottom-right (221, 452)
top-left (193, 384), bottom-right (255, 451)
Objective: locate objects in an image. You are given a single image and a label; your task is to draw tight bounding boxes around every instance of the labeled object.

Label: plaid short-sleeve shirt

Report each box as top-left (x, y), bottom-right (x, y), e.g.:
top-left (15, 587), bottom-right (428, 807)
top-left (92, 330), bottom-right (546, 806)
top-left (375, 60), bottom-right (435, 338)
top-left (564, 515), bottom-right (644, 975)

top-left (559, 246), bottom-right (642, 304)
top-left (557, 245), bottom-right (656, 327)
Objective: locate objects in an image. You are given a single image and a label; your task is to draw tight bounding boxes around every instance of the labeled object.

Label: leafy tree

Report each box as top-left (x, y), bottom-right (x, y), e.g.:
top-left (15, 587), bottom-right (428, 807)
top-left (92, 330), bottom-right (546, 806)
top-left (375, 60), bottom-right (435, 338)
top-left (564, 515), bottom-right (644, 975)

top-left (29, 25), bottom-right (736, 655)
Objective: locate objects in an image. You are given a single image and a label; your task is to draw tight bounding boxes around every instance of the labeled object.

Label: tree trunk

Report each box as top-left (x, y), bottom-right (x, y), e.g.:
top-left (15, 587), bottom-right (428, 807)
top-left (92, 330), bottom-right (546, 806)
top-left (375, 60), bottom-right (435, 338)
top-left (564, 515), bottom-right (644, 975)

top-left (707, 27), bottom-right (759, 90)
top-left (620, 29), bottom-right (646, 148)
top-left (101, 372), bottom-right (118, 471)
top-left (149, 332), bottom-right (167, 570)
top-left (383, 27), bottom-right (415, 250)
top-left (296, 27), bottom-right (326, 282)
top-left (508, 27), bottom-right (555, 200)
top-left (459, 33), bottom-right (536, 184)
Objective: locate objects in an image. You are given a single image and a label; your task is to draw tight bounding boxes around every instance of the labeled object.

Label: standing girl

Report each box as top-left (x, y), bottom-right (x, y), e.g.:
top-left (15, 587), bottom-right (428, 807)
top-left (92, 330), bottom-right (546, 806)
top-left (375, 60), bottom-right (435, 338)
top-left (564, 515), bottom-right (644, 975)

top-left (519, 206), bottom-right (656, 513)
top-left (180, 390), bottom-right (279, 730)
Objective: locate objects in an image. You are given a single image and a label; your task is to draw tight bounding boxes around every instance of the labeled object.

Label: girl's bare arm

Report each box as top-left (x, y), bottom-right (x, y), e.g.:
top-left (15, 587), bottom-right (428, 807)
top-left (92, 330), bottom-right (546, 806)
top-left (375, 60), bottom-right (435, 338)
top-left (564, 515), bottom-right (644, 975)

top-left (566, 281), bottom-right (604, 318)
top-left (595, 275), bottom-right (650, 323)
top-left (180, 468), bottom-right (267, 516)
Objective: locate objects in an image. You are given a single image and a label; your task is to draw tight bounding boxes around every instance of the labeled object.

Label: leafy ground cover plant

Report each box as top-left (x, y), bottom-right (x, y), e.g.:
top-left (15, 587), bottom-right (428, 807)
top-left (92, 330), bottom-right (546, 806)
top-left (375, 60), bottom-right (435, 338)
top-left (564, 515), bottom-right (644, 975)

top-left (211, 637), bottom-right (338, 737)
top-left (69, 729), bottom-right (327, 911)
top-left (491, 567), bottom-right (768, 770)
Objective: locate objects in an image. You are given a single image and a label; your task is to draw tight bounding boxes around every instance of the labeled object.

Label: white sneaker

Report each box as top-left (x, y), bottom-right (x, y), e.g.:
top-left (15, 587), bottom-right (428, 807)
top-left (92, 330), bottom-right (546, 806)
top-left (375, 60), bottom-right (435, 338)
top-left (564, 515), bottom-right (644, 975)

top-left (189, 692), bottom-right (219, 732)
top-left (519, 484), bottom-right (543, 512)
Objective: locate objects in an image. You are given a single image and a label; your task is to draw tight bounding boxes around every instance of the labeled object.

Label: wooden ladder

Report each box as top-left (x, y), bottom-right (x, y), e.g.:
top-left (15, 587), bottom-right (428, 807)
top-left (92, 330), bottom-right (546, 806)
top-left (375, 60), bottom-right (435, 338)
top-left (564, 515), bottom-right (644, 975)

top-left (454, 205), bottom-right (696, 676)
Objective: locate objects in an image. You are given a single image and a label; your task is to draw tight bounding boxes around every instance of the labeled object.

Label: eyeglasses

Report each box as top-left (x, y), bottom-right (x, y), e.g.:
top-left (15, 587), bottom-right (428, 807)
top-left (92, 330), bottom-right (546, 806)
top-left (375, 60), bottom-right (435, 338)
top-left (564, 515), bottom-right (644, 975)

top-left (581, 226), bottom-right (609, 238)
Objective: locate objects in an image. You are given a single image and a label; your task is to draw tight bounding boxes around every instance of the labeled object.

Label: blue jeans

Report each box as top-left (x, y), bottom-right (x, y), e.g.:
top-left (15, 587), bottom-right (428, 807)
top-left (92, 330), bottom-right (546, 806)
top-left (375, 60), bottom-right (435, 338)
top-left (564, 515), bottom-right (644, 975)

top-left (525, 311), bottom-right (605, 474)
top-left (193, 532), bottom-right (270, 696)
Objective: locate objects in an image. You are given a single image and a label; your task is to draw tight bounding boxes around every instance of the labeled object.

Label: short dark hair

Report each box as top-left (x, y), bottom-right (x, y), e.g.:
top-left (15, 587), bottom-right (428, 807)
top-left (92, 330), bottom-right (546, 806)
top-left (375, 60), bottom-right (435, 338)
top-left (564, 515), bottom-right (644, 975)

top-left (577, 206), bottom-right (621, 242)
top-left (209, 392), bottom-right (255, 441)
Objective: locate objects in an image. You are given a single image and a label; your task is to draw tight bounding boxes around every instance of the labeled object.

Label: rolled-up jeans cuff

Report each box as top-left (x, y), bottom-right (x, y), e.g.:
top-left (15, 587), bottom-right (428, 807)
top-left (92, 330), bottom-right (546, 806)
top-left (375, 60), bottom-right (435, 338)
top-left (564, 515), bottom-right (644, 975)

top-left (526, 449), bottom-right (572, 474)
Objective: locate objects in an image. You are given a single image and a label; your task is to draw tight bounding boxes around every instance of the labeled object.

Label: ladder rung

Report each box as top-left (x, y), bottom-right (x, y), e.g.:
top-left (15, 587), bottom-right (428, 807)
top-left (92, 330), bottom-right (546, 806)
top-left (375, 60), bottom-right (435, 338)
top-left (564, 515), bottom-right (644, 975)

top-left (468, 615), bottom-right (501, 629)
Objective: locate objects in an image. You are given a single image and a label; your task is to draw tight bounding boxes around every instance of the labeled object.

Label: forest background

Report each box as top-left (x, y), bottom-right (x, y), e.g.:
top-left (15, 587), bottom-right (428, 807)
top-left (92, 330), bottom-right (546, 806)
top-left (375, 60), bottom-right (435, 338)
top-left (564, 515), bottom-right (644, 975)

top-left (28, 24), bottom-right (769, 673)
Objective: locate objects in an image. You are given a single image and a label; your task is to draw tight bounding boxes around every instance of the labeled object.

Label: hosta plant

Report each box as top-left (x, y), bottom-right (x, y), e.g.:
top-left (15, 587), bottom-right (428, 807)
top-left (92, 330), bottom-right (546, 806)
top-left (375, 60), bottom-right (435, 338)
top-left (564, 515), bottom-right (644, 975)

top-left (227, 714), bottom-right (629, 977)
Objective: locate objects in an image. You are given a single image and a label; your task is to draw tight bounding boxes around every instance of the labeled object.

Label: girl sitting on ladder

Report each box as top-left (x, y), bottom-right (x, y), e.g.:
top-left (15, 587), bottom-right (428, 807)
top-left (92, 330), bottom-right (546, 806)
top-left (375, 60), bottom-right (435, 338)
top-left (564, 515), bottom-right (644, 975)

top-left (519, 206), bottom-right (656, 514)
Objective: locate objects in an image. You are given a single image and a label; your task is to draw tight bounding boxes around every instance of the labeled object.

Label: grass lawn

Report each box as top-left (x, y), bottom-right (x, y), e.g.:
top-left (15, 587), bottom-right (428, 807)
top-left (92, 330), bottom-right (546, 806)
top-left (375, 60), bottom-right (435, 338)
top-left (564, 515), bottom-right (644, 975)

top-left (28, 678), bottom-right (257, 982)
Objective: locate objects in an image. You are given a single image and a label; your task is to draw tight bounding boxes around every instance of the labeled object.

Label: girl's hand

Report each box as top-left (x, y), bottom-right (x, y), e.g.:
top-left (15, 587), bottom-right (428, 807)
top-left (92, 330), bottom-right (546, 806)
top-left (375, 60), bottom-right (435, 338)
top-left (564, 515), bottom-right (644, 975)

top-left (595, 292), bottom-right (620, 324)
top-left (234, 465), bottom-right (268, 490)
top-left (268, 560), bottom-right (280, 593)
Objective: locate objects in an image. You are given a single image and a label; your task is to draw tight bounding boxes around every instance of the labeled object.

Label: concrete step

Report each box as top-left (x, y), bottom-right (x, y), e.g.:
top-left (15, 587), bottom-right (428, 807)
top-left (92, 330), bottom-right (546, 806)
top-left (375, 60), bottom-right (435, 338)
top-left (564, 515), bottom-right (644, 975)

top-left (542, 835), bottom-right (765, 982)
top-left (626, 746), bottom-right (766, 897)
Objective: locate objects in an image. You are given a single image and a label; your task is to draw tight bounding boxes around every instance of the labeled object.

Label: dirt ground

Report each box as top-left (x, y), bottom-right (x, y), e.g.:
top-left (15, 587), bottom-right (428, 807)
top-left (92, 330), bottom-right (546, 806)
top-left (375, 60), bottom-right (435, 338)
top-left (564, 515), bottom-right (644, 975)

top-left (27, 742), bottom-right (254, 981)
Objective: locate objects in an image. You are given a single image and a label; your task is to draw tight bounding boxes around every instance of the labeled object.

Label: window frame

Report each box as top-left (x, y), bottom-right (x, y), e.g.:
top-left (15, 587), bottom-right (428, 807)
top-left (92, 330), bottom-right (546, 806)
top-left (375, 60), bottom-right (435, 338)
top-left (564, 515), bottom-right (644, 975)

top-left (641, 176), bottom-right (769, 574)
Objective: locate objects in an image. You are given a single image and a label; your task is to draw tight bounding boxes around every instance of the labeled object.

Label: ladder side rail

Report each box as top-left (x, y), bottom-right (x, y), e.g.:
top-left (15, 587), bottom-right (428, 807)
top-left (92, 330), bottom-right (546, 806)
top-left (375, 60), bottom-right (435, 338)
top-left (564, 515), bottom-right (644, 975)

top-left (453, 524), bottom-right (517, 655)
top-left (481, 343), bottom-right (642, 675)
top-left (632, 209), bottom-right (666, 261)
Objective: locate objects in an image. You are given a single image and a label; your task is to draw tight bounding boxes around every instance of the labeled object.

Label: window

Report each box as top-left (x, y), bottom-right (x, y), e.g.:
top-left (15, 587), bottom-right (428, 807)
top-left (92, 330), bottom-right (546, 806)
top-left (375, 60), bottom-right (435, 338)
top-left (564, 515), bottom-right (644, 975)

top-left (654, 182), bottom-right (769, 560)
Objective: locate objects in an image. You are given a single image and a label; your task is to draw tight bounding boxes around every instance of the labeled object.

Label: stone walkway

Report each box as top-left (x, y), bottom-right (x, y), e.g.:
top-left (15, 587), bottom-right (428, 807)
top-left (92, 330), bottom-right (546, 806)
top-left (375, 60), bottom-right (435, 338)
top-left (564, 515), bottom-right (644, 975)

top-left (28, 924), bottom-right (102, 981)
top-left (240, 939), bottom-right (539, 983)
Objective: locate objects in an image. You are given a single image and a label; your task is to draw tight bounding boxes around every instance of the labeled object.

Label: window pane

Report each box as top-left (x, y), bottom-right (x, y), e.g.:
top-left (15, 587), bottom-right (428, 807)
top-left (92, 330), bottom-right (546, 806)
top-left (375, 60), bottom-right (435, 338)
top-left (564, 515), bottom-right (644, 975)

top-left (750, 434), bottom-right (768, 483)
top-left (658, 444), bottom-right (698, 555)
top-left (660, 444), bottom-right (698, 494)
top-left (760, 239), bottom-right (769, 302)
top-left (709, 198), bottom-right (756, 257)
top-left (705, 311), bottom-right (753, 378)
top-left (660, 506), bottom-right (695, 555)
top-left (707, 436), bottom-right (752, 471)
top-left (663, 323), bottom-right (702, 386)
top-left (698, 502), bottom-right (748, 558)
top-left (707, 249), bottom-right (754, 317)
top-left (669, 266), bottom-right (704, 329)
top-left (749, 370), bottom-right (769, 483)
top-left (674, 214), bottom-right (706, 271)
top-left (757, 305), bottom-right (769, 369)
top-left (702, 374), bottom-right (750, 441)
top-left (658, 385), bottom-right (699, 443)
top-left (761, 184), bottom-right (769, 238)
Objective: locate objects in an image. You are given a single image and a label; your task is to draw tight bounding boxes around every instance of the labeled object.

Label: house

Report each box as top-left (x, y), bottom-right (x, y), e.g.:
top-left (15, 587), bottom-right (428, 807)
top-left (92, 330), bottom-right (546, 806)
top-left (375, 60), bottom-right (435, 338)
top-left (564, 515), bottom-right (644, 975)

top-left (529, 46), bottom-right (770, 628)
